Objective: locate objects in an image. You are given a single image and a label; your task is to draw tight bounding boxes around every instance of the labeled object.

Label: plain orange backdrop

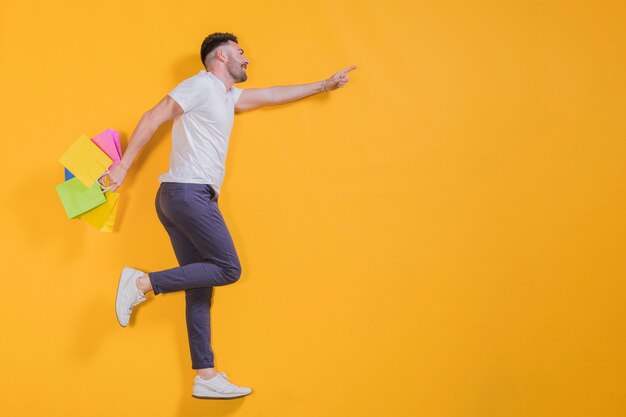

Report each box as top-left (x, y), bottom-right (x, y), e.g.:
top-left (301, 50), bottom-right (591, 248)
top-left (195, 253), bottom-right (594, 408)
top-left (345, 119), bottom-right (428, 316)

top-left (1, 1), bottom-right (625, 416)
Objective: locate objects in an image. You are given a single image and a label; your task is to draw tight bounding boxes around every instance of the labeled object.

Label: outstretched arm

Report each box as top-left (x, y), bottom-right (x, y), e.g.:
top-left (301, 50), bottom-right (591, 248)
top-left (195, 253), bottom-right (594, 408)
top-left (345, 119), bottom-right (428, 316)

top-left (108, 95), bottom-right (183, 191)
top-left (235, 65), bottom-right (357, 112)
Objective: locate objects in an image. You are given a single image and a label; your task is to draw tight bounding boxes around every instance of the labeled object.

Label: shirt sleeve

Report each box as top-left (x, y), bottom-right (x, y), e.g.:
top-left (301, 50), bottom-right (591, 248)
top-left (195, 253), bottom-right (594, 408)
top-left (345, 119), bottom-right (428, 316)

top-left (168, 75), bottom-right (209, 113)
top-left (231, 86), bottom-right (244, 104)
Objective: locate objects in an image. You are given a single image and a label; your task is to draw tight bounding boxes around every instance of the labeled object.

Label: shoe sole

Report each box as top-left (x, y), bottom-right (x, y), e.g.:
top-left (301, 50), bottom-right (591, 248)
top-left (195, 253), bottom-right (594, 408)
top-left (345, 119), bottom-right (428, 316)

top-left (115, 267), bottom-right (136, 327)
top-left (192, 393), bottom-right (251, 400)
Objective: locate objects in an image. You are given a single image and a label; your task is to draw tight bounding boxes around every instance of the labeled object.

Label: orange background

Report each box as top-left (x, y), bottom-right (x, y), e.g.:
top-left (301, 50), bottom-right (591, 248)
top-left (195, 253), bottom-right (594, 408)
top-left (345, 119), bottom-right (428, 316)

top-left (1, 1), bottom-right (625, 416)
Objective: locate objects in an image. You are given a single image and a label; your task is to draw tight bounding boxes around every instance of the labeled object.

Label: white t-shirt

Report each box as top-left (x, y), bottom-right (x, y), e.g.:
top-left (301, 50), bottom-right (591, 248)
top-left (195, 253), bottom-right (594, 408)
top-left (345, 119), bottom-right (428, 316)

top-left (158, 70), bottom-right (244, 195)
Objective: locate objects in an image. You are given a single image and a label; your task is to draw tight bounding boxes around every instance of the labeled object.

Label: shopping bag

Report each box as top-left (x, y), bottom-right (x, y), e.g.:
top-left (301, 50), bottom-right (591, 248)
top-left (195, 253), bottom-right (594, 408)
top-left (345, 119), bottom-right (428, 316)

top-left (100, 193), bottom-right (120, 233)
top-left (79, 191), bottom-right (120, 232)
top-left (55, 177), bottom-right (106, 218)
top-left (91, 129), bottom-right (122, 169)
top-left (58, 134), bottom-right (112, 187)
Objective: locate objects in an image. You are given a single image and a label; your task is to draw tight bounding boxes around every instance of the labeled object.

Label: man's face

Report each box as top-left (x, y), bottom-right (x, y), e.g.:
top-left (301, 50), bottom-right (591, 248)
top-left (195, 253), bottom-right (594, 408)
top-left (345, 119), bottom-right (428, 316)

top-left (225, 41), bottom-right (249, 83)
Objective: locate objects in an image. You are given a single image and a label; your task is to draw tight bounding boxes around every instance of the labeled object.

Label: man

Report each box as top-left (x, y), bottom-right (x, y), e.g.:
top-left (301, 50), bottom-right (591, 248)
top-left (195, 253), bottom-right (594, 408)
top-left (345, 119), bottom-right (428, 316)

top-left (109, 32), bottom-right (355, 399)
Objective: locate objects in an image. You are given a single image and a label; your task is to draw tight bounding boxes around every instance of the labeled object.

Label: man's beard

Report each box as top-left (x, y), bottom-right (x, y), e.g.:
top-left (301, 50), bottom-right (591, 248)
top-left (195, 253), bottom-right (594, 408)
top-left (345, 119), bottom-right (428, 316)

top-left (227, 60), bottom-right (247, 83)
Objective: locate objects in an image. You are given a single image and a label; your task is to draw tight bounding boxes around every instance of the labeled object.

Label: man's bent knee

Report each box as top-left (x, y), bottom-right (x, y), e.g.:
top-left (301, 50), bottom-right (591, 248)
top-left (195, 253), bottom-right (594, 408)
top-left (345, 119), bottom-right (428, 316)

top-left (223, 263), bottom-right (241, 284)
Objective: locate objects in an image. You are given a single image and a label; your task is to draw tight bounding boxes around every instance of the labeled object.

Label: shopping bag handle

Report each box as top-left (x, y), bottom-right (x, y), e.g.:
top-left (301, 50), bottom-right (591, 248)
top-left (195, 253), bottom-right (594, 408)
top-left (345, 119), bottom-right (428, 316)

top-left (98, 170), bottom-right (114, 192)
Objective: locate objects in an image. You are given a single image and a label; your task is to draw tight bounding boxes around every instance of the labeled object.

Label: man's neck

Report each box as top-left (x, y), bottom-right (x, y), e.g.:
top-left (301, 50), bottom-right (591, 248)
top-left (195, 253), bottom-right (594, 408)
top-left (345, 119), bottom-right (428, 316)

top-left (205, 66), bottom-right (233, 91)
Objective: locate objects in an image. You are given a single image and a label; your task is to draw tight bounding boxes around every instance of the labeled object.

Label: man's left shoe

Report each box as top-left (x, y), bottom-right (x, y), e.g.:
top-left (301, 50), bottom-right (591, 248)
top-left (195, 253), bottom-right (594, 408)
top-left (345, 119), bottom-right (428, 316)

top-left (192, 373), bottom-right (253, 399)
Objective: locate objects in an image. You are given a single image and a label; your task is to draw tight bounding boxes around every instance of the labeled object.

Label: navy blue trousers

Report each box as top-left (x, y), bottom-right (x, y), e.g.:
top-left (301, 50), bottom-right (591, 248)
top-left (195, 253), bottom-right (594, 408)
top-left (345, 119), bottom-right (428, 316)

top-left (150, 182), bottom-right (241, 369)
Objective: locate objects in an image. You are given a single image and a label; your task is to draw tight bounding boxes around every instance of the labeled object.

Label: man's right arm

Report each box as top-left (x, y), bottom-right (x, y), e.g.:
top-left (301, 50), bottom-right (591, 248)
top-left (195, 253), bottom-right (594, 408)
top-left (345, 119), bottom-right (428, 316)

top-left (108, 95), bottom-right (183, 191)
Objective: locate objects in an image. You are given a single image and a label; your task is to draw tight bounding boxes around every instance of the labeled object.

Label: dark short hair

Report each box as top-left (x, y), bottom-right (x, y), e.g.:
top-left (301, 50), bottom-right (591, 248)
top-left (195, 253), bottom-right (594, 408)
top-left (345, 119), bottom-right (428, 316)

top-left (200, 32), bottom-right (238, 66)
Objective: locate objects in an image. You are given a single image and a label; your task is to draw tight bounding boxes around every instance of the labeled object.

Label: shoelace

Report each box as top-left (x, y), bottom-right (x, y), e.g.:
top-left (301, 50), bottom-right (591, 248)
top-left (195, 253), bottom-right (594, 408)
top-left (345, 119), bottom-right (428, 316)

top-left (127, 290), bottom-right (146, 312)
top-left (211, 373), bottom-right (238, 392)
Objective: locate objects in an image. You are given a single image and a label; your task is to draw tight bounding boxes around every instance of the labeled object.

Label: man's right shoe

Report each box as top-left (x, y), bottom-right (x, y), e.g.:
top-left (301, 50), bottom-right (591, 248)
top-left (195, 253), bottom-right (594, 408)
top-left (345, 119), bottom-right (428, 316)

top-left (192, 373), bottom-right (253, 399)
top-left (115, 267), bottom-right (146, 327)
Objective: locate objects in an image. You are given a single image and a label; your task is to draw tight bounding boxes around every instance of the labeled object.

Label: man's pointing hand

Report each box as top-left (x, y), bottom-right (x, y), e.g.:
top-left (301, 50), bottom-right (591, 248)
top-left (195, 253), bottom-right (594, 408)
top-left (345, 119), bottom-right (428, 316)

top-left (325, 66), bottom-right (357, 91)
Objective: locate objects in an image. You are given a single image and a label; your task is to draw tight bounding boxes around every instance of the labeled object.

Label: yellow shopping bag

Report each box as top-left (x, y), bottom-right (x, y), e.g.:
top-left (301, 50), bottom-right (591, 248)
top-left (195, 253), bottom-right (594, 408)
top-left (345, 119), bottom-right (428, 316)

top-left (79, 191), bottom-right (120, 232)
top-left (58, 134), bottom-right (112, 187)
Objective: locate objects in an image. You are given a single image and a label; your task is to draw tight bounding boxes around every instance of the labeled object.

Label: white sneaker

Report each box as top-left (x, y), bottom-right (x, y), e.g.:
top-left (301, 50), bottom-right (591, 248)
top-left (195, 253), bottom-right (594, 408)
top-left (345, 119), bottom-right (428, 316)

top-left (192, 373), bottom-right (253, 399)
top-left (115, 267), bottom-right (146, 327)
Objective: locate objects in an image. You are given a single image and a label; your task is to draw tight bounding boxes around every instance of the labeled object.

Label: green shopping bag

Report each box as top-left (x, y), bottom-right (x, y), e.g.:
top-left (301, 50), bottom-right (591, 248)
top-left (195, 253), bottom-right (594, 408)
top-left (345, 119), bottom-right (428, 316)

top-left (55, 177), bottom-right (106, 219)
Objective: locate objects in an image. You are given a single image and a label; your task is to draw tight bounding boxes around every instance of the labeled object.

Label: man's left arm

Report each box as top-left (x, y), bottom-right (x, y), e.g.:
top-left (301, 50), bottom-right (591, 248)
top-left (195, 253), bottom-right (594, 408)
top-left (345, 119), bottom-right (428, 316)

top-left (235, 66), bottom-right (356, 112)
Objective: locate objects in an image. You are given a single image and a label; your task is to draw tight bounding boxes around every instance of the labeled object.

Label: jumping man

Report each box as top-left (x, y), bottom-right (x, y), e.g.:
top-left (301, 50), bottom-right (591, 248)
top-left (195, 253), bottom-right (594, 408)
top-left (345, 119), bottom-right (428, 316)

top-left (108, 32), bottom-right (356, 399)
